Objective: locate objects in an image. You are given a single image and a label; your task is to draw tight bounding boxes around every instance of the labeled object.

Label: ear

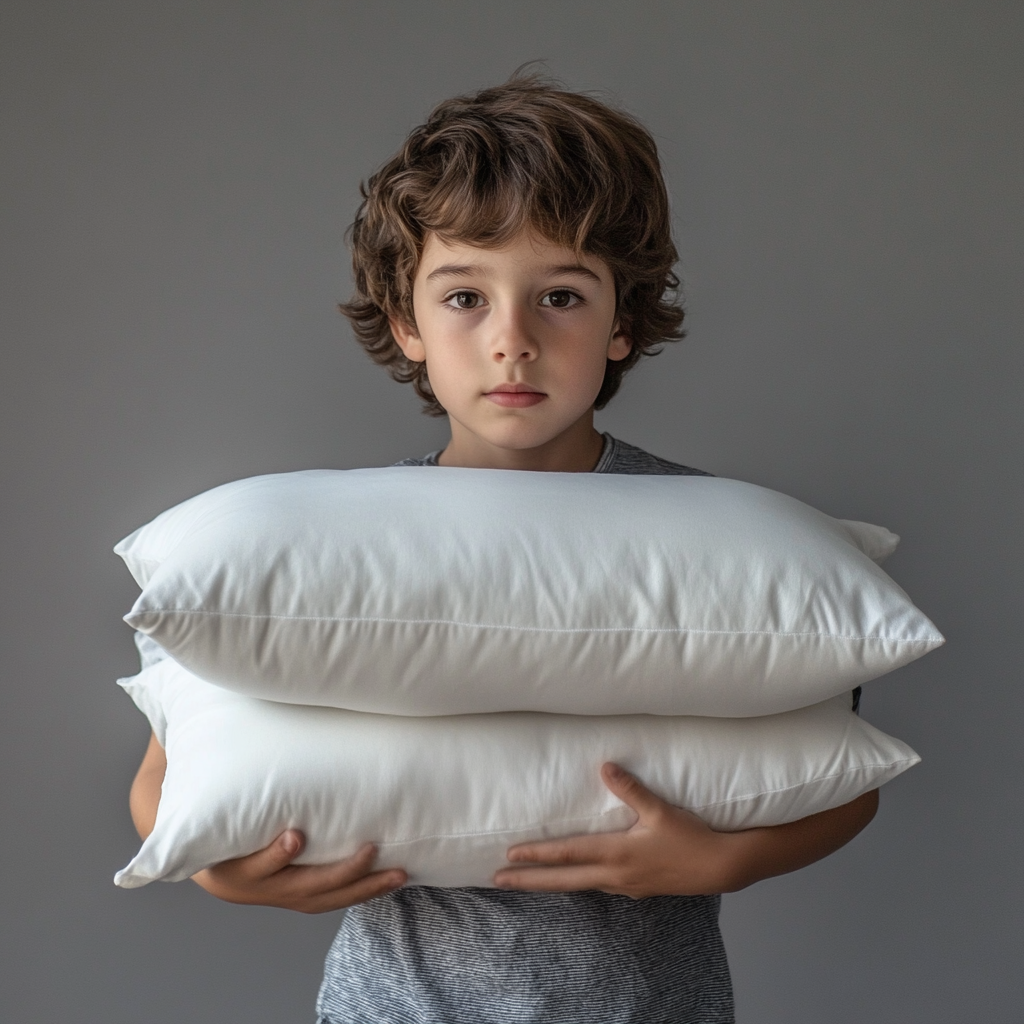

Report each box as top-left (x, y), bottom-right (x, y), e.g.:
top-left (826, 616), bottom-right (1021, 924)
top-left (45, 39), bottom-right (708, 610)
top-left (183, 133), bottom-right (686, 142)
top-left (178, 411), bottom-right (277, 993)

top-left (389, 316), bottom-right (426, 362)
top-left (607, 321), bottom-right (632, 362)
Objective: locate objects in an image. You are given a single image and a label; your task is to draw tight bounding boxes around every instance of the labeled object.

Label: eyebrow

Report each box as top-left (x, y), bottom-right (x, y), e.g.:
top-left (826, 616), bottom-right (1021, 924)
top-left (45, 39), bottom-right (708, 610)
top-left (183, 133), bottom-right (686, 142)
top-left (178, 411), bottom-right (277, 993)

top-left (425, 262), bottom-right (603, 284)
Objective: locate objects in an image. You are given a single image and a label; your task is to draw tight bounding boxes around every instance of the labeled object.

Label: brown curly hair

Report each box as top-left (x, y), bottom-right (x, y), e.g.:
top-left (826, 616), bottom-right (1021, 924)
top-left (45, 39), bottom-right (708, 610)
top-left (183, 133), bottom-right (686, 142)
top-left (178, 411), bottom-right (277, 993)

top-left (340, 72), bottom-right (685, 416)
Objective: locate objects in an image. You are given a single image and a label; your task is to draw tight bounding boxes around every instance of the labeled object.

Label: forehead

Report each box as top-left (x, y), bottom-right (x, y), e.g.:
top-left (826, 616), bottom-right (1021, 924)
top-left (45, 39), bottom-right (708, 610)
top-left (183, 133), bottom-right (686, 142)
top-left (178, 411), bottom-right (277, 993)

top-left (416, 231), bottom-right (613, 285)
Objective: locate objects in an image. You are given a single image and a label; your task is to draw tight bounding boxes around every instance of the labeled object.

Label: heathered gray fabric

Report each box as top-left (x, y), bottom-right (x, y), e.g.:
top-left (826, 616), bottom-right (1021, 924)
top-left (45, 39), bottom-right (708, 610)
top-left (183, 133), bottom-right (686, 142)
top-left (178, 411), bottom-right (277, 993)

top-left (316, 434), bottom-right (734, 1024)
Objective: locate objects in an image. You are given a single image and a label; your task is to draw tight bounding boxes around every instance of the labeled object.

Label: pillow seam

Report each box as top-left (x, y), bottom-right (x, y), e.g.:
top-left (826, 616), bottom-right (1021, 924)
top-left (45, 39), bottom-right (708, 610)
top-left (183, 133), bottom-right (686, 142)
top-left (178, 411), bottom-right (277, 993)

top-left (129, 609), bottom-right (941, 643)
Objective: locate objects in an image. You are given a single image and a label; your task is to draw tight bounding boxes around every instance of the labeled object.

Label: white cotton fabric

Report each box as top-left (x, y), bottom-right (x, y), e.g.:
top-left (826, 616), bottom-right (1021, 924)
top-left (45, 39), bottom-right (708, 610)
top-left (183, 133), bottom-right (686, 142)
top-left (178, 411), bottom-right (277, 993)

top-left (115, 659), bottom-right (919, 889)
top-left (116, 468), bottom-right (943, 718)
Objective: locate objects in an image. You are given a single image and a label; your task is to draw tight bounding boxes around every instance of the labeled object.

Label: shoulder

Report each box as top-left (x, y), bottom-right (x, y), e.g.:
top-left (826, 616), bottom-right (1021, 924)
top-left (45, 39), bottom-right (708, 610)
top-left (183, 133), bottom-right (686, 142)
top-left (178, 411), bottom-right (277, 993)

top-left (597, 434), bottom-right (711, 477)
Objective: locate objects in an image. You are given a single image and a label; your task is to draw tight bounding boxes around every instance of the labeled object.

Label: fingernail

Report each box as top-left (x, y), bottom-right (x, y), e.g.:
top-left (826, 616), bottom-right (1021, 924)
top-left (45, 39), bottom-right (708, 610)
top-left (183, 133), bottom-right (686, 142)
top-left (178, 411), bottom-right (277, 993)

top-left (605, 763), bottom-right (625, 779)
top-left (281, 831), bottom-right (299, 854)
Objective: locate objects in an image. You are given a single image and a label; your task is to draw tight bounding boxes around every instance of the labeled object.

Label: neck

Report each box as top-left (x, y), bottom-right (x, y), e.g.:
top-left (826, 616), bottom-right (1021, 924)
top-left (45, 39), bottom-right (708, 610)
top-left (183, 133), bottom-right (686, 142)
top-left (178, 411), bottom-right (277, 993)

top-left (438, 417), bottom-right (605, 472)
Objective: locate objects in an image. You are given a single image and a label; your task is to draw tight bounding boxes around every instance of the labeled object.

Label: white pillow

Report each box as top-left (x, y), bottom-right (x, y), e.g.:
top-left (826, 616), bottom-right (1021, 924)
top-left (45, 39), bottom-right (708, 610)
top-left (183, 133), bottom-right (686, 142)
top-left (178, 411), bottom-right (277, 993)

top-left (115, 659), bottom-right (920, 889)
top-left (116, 468), bottom-right (942, 718)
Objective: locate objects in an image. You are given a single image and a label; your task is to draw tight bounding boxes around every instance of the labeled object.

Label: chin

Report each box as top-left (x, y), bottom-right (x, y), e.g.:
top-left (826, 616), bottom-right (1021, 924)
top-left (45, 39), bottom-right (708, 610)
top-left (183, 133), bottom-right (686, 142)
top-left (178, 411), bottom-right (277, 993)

top-left (484, 431), bottom-right (550, 451)
top-left (450, 402), bottom-right (592, 454)
top-left (494, 427), bottom-right (578, 453)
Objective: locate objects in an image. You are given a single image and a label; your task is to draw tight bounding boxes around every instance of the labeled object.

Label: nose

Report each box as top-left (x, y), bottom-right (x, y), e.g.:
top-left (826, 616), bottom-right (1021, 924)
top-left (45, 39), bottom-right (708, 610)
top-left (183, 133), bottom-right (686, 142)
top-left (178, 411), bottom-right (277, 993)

top-left (489, 305), bottom-right (539, 364)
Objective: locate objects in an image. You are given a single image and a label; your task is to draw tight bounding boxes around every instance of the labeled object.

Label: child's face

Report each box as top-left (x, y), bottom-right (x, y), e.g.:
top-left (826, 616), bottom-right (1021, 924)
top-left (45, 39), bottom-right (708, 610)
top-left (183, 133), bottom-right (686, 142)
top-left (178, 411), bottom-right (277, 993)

top-left (390, 230), bottom-right (631, 460)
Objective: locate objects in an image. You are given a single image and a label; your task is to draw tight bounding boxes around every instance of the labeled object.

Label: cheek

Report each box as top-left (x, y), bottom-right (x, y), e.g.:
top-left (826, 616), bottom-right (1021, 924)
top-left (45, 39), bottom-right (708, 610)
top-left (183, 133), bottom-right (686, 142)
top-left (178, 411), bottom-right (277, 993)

top-left (561, 331), bottom-right (615, 389)
top-left (421, 335), bottom-right (479, 397)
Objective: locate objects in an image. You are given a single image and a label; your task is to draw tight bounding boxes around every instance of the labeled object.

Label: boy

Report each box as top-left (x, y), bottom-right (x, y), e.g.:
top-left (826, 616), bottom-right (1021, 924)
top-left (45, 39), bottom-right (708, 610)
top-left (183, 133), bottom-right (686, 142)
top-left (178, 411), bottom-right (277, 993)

top-left (130, 75), bottom-right (878, 1023)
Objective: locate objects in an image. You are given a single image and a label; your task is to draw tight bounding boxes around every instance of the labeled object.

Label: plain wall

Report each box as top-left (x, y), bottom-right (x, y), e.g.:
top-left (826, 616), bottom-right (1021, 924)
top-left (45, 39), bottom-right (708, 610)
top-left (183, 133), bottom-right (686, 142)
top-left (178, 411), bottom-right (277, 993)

top-left (1, 2), bottom-right (1021, 1021)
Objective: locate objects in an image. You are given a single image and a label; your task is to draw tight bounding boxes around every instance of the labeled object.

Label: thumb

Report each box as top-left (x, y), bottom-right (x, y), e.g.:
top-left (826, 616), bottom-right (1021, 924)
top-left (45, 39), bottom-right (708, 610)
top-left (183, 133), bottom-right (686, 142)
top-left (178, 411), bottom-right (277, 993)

top-left (242, 829), bottom-right (306, 880)
top-left (601, 763), bottom-right (668, 820)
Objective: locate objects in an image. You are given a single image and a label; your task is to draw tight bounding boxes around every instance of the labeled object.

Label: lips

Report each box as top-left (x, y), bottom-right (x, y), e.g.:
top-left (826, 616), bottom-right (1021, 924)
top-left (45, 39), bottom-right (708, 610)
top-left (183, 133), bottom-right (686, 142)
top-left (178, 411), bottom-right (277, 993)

top-left (484, 383), bottom-right (546, 408)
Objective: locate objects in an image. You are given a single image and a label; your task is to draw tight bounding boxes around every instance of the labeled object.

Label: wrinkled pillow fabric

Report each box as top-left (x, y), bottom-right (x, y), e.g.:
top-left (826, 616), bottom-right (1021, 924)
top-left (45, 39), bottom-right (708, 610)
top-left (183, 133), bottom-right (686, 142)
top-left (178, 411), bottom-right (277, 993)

top-left (115, 659), bottom-right (920, 889)
top-left (117, 468), bottom-right (943, 717)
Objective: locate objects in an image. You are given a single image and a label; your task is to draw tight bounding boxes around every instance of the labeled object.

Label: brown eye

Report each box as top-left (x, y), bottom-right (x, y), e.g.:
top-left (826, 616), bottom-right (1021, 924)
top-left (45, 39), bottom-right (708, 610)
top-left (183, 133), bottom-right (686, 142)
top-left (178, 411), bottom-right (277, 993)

top-left (543, 290), bottom-right (578, 309)
top-left (452, 292), bottom-right (480, 309)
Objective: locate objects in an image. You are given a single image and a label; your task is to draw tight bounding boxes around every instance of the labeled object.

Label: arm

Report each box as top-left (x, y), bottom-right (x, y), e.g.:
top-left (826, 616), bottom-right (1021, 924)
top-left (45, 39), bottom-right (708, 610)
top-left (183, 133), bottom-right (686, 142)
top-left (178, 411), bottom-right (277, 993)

top-left (129, 731), bottom-right (166, 839)
top-left (128, 731), bottom-right (406, 912)
top-left (493, 762), bottom-right (878, 898)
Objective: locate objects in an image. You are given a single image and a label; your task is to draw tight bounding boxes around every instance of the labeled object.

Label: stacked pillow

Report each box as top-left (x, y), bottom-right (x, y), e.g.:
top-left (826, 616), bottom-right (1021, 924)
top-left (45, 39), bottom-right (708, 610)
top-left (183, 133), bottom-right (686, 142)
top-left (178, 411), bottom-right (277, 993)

top-left (114, 468), bottom-right (941, 888)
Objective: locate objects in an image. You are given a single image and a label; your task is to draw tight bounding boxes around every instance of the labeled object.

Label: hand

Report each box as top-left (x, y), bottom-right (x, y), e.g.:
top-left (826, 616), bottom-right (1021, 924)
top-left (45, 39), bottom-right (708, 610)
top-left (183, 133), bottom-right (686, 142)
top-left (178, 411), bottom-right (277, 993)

top-left (493, 763), bottom-right (735, 898)
top-left (192, 830), bottom-right (407, 914)
top-left (492, 764), bottom-right (879, 899)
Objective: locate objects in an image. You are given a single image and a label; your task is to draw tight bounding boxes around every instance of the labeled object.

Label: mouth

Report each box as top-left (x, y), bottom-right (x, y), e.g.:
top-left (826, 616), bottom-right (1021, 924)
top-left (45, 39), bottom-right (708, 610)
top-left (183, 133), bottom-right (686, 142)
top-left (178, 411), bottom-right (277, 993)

top-left (484, 383), bottom-right (547, 408)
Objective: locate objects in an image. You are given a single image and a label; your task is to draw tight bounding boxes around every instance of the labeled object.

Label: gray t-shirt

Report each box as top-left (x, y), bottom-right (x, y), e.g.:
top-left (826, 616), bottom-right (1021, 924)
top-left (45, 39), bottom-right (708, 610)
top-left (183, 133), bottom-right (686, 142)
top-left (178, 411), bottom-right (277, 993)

top-left (316, 434), bottom-right (734, 1024)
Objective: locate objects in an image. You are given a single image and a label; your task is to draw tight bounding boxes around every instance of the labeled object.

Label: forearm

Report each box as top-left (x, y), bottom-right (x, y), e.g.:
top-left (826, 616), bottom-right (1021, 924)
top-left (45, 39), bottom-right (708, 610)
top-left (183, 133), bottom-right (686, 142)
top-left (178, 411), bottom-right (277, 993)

top-left (129, 731), bottom-right (166, 840)
top-left (718, 789), bottom-right (879, 892)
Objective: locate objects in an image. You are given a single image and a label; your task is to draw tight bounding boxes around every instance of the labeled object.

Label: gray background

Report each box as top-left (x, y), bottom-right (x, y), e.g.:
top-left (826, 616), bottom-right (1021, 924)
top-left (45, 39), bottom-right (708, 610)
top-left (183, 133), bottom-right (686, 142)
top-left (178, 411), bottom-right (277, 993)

top-left (2, 2), bottom-right (1020, 1021)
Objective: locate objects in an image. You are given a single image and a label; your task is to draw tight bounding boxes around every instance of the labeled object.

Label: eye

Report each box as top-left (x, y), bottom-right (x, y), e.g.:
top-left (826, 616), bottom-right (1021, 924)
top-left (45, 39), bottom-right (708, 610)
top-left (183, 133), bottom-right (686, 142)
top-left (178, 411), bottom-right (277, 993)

top-left (541, 289), bottom-right (581, 309)
top-left (445, 291), bottom-right (483, 310)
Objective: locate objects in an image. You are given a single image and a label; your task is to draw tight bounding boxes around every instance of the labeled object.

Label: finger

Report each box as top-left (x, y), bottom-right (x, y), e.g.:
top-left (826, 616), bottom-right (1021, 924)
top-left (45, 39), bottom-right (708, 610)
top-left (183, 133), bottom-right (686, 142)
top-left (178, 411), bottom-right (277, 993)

top-left (601, 763), bottom-right (669, 820)
top-left (231, 829), bottom-right (307, 882)
top-left (297, 867), bottom-right (408, 914)
top-left (506, 832), bottom-right (623, 866)
top-left (197, 843), bottom-right (407, 909)
top-left (493, 864), bottom-right (611, 893)
top-left (274, 843), bottom-right (388, 897)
